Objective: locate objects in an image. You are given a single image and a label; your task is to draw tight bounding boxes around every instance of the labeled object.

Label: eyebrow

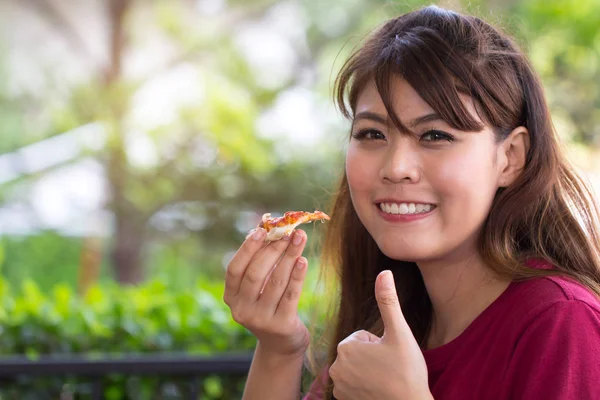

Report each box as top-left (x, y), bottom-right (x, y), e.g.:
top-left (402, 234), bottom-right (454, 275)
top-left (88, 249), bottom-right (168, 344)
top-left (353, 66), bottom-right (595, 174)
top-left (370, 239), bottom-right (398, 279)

top-left (353, 111), bottom-right (443, 129)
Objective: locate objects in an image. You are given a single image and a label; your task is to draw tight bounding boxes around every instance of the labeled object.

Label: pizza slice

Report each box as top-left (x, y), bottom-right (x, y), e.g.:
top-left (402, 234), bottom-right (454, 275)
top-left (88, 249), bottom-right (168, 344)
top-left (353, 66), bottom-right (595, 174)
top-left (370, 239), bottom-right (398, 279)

top-left (255, 210), bottom-right (330, 242)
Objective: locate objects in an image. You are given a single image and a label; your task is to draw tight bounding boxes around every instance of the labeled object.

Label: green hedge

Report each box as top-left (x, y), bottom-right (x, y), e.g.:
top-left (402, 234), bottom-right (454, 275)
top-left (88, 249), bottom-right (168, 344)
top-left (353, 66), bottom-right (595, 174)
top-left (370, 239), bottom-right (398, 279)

top-left (0, 277), bottom-right (326, 399)
top-left (0, 278), bottom-right (255, 355)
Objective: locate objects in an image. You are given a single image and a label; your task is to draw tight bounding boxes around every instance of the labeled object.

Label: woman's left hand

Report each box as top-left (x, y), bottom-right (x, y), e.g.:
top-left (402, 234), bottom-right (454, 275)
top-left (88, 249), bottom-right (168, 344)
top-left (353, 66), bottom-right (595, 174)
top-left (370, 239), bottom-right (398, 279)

top-left (329, 270), bottom-right (434, 400)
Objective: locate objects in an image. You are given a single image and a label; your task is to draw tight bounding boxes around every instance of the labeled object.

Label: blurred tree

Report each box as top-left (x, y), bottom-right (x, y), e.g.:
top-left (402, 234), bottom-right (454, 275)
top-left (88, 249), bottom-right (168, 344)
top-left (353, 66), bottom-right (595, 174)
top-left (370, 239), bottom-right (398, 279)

top-left (0, 0), bottom-right (375, 284)
top-left (513, 0), bottom-right (600, 151)
top-left (0, 0), bottom-right (598, 286)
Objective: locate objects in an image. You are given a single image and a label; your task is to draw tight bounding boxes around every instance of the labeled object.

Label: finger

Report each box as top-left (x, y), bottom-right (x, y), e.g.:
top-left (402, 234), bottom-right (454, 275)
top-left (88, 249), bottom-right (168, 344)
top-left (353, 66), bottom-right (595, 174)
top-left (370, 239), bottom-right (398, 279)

top-left (338, 329), bottom-right (379, 346)
top-left (258, 230), bottom-right (307, 313)
top-left (353, 330), bottom-right (380, 343)
top-left (236, 234), bottom-right (294, 301)
top-left (274, 256), bottom-right (308, 317)
top-left (376, 270), bottom-right (410, 344)
top-left (255, 232), bottom-right (297, 294)
top-left (224, 228), bottom-right (267, 301)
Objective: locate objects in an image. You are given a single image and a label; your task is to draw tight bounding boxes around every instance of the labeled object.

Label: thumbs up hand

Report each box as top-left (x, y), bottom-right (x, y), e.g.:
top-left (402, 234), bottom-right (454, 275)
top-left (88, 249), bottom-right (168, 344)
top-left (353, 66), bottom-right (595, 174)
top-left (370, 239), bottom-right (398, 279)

top-left (329, 270), bottom-right (433, 400)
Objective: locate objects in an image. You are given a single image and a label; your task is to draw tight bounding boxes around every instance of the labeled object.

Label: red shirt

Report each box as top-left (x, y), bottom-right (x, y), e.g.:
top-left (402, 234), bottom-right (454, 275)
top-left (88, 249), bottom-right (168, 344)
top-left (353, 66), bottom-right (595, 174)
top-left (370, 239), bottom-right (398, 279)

top-left (303, 264), bottom-right (600, 399)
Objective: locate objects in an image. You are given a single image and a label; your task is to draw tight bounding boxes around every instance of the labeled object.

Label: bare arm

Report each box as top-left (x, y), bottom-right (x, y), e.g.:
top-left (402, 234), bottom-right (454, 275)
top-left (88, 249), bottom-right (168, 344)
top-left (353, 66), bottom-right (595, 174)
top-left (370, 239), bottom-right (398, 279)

top-left (242, 342), bottom-right (305, 400)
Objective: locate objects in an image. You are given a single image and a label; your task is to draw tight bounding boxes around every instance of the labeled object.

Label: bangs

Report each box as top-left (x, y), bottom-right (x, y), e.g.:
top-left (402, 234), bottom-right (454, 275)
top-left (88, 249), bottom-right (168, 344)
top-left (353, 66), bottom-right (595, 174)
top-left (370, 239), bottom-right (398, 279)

top-left (336, 26), bottom-right (487, 134)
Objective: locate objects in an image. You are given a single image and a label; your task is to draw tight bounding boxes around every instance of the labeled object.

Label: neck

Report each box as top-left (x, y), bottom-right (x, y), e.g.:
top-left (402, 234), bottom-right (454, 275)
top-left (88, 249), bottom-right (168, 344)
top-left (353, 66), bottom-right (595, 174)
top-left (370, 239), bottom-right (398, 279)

top-left (417, 250), bottom-right (511, 350)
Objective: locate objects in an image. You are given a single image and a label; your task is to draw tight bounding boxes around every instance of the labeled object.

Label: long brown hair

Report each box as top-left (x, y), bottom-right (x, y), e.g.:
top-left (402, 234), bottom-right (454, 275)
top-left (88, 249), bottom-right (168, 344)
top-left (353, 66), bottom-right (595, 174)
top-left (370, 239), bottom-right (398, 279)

top-left (305, 5), bottom-right (600, 399)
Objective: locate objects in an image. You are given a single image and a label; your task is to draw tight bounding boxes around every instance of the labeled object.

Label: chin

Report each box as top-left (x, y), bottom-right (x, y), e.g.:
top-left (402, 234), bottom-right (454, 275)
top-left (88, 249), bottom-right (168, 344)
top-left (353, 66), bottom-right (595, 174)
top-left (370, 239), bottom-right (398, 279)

top-left (375, 236), bottom-right (435, 262)
top-left (379, 249), bottom-right (425, 262)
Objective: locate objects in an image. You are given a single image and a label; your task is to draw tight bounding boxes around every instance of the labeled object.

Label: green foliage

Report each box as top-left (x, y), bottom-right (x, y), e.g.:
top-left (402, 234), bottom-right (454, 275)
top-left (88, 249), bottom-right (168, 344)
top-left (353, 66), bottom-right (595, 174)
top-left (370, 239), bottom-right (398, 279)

top-left (510, 0), bottom-right (600, 146)
top-left (0, 278), bottom-right (253, 355)
top-left (0, 275), bottom-right (327, 398)
top-left (0, 232), bottom-right (84, 292)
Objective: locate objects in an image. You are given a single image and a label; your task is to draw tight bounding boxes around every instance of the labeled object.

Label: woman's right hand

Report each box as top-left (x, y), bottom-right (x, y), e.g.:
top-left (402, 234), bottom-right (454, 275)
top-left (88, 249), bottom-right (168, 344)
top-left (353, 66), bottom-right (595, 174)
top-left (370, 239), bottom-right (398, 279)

top-left (223, 227), bottom-right (310, 358)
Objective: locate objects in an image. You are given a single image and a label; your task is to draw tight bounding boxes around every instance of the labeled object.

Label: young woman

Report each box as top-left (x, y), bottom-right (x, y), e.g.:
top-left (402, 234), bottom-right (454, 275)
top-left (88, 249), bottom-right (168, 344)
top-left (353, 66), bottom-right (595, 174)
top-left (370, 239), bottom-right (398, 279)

top-left (223, 5), bottom-right (600, 400)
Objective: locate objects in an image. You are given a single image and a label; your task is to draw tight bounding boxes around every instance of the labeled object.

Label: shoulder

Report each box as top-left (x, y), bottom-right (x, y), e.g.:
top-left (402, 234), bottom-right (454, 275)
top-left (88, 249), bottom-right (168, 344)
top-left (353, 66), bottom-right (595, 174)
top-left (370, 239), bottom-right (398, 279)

top-left (519, 276), bottom-right (600, 334)
top-left (521, 273), bottom-right (598, 300)
top-left (511, 276), bottom-right (600, 329)
top-left (495, 267), bottom-right (600, 344)
top-left (501, 273), bottom-right (600, 397)
top-left (543, 274), bottom-right (600, 310)
top-left (503, 266), bottom-right (600, 360)
top-left (508, 260), bottom-right (600, 324)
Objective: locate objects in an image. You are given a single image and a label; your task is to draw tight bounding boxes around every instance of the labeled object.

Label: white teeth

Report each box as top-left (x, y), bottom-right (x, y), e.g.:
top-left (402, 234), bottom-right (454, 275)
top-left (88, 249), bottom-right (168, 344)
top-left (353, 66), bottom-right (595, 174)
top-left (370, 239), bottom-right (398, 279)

top-left (379, 202), bottom-right (434, 215)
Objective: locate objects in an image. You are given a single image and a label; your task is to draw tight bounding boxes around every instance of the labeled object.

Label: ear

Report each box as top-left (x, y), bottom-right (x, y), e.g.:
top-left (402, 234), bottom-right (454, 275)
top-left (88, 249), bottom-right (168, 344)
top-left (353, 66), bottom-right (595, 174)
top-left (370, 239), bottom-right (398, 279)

top-left (497, 126), bottom-right (530, 187)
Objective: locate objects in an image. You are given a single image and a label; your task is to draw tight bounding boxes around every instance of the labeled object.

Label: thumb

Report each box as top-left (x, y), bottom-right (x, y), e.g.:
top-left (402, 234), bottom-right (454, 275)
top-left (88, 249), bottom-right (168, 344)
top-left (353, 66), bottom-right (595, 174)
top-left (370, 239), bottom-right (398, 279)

top-left (376, 270), bottom-right (410, 344)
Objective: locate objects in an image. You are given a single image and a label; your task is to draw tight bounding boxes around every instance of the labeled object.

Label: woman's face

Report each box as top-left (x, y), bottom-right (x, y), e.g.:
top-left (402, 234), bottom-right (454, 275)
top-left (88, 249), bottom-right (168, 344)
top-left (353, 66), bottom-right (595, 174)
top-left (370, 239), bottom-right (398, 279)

top-left (346, 77), bottom-right (504, 262)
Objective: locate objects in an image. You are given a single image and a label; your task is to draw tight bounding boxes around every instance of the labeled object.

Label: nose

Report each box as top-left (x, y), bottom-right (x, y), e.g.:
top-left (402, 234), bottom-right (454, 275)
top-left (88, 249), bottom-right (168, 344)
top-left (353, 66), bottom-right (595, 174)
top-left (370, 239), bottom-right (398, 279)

top-left (379, 138), bottom-right (421, 183)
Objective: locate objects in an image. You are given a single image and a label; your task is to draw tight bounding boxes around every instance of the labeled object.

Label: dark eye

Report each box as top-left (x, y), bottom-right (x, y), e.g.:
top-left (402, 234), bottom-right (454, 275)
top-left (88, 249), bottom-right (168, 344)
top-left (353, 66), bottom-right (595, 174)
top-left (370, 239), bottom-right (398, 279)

top-left (351, 129), bottom-right (386, 141)
top-left (420, 130), bottom-right (454, 142)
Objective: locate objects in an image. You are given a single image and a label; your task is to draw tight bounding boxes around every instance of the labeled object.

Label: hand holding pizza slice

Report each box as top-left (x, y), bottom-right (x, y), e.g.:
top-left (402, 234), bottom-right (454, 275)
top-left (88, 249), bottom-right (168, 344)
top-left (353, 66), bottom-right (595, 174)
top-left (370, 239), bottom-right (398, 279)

top-left (225, 211), bottom-right (328, 359)
top-left (255, 210), bottom-right (330, 242)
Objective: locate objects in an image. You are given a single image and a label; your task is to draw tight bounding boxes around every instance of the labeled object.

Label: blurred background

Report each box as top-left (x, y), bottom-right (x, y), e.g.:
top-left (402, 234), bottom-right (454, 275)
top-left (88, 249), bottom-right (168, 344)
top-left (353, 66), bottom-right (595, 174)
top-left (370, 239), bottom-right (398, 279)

top-left (0, 0), bottom-right (599, 398)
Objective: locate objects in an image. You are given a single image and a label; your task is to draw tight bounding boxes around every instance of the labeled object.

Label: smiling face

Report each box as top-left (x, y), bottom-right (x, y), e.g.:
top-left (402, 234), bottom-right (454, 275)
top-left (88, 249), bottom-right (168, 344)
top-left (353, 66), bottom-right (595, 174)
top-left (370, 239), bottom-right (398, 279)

top-left (346, 77), bottom-right (505, 262)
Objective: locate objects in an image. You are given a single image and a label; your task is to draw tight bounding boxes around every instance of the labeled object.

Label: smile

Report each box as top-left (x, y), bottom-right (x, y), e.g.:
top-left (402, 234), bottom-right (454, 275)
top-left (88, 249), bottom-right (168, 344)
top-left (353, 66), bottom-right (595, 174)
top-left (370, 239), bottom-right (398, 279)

top-left (378, 202), bottom-right (436, 215)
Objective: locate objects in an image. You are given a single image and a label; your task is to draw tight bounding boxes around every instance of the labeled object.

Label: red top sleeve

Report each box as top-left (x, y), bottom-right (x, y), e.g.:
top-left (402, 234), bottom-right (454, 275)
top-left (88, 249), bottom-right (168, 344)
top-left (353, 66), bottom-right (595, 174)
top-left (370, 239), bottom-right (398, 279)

top-left (302, 367), bottom-right (329, 400)
top-left (502, 300), bottom-right (600, 399)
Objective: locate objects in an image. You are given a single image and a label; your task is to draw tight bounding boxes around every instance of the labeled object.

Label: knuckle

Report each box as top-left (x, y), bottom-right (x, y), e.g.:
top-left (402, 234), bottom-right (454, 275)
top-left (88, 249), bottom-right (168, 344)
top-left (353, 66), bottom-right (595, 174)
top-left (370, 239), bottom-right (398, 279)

top-left (377, 292), bottom-right (399, 306)
top-left (284, 288), bottom-right (299, 302)
top-left (268, 275), bottom-right (285, 290)
top-left (336, 341), bottom-right (349, 356)
top-left (230, 309), bottom-right (245, 325)
top-left (225, 268), bottom-right (240, 281)
top-left (329, 365), bottom-right (338, 382)
top-left (244, 270), bottom-right (262, 285)
top-left (332, 387), bottom-right (340, 398)
top-left (232, 311), bottom-right (260, 329)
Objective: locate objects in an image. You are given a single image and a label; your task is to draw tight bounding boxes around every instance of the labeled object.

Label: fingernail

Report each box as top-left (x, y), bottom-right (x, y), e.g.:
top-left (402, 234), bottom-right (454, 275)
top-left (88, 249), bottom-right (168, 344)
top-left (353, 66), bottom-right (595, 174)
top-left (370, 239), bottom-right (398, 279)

top-left (380, 270), bottom-right (394, 288)
top-left (283, 232), bottom-right (292, 240)
top-left (245, 229), bottom-right (256, 240)
top-left (296, 257), bottom-right (306, 269)
top-left (293, 231), bottom-right (303, 245)
top-left (252, 228), bottom-right (265, 241)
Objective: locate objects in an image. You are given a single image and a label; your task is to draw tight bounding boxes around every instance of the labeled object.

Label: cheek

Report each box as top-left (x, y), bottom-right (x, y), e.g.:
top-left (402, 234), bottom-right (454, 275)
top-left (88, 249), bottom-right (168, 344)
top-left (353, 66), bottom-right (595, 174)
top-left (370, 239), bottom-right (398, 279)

top-left (432, 148), bottom-right (498, 211)
top-left (345, 147), bottom-right (377, 194)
